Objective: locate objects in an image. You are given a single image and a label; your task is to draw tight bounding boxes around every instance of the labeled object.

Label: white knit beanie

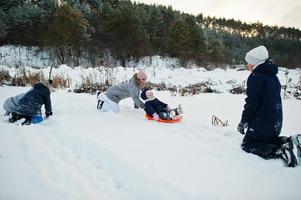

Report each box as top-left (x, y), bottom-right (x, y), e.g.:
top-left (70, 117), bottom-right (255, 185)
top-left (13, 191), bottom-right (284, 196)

top-left (245, 46), bottom-right (269, 68)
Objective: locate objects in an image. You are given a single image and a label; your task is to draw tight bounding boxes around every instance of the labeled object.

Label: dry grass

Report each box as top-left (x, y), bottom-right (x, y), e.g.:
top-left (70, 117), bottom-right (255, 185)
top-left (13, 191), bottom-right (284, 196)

top-left (0, 68), bottom-right (11, 85)
top-left (73, 74), bottom-right (112, 94)
top-left (52, 74), bottom-right (71, 88)
top-left (12, 68), bottom-right (45, 86)
top-left (1, 67), bottom-right (70, 88)
top-left (147, 81), bottom-right (218, 96)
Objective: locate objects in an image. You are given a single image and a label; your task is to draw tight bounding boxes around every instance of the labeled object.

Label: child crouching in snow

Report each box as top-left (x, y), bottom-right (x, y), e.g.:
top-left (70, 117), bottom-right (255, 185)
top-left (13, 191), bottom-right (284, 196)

top-left (141, 88), bottom-right (182, 120)
top-left (3, 80), bottom-right (53, 125)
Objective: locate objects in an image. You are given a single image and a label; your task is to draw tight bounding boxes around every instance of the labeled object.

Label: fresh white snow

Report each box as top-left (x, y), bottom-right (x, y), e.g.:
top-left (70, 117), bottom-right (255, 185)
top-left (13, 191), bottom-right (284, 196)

top-left (1, 54), bottom-right (301, 200)
top-left (1, 84), bottom-right (301, 200)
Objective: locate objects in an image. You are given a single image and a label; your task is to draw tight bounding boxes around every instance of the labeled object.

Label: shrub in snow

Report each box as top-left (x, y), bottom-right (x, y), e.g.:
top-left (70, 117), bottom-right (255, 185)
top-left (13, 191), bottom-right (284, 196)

top-left (230, 86), bottom-right (246, 94)
top-left (0, 67), bottom-right (70, 88)
top-left (179, 82), bottom-right (219, 96)
top-left (0, 68), bottom-right (11, 85)
top-left (11, 68), bottom-right (45, 87)
top-left (229, 81), bottom-right (246, 95)
top-left (51, 75), bottom-right (71, 88)
top-left (73, 82), bottom-right (112, 94)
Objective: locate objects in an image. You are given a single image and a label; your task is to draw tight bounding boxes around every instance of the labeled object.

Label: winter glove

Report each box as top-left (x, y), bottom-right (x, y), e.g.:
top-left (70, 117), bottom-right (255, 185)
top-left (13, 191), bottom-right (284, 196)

top-left (46, 112), bottom-right (53, 118)
top-left (237, 121), bottom-right (248, 135)
top-left (153, 113), bottom-right (159, 121)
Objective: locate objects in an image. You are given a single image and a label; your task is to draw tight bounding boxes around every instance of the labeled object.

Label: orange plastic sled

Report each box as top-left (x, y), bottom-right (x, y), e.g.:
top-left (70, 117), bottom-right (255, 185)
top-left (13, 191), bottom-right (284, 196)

top-left (145, 114), bottom-right (183, 123)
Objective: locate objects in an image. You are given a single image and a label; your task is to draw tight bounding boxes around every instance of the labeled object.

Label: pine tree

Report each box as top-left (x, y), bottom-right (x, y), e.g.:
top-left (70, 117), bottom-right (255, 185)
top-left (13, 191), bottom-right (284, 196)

top-left (42, 4), bottom-right (90, 64)
top-left (101, 1), bottom-right (149, 67)
top-left (166, 20), bottom-right (191, 58)
top-left (5, 3), bottom-right (43, 44)
top-left (0, 10), bottom-right (7, 42)
top-left (0, 0), bottom-right (25, 11)
top-left (188, 25), bottom-right (206, 59)
top-left (144, 5), bottom-right (165, 54)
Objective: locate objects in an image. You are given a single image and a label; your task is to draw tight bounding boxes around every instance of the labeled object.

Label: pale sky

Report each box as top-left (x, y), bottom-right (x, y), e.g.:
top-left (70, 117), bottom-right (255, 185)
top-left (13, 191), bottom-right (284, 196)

top-left (134, 0), bottom-right (301, 29)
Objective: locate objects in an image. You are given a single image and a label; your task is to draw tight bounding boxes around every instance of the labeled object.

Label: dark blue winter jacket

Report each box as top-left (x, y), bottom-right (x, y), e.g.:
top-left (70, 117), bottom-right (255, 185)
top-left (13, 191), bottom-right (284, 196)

top-left (241, 59), bottom-right (283, 143)
top-left (144, 98), bottom-right (168, 116)
top-left (17, 83), bottom-right (52, 116)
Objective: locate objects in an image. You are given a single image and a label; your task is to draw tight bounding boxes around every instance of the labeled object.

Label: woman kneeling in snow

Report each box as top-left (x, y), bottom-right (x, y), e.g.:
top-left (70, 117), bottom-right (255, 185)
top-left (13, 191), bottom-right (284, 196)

top-left (3, 80), bottom-right (53, 125)
top-left (96, 70), bottom-right (147, 113)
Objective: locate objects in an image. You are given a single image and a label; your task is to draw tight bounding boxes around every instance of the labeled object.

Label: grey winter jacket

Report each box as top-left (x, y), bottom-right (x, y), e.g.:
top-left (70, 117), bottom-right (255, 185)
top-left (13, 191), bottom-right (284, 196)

top-left (3, 93), bottom-right (26, 113)
top-left (105, 77), bottom-right (144, 109)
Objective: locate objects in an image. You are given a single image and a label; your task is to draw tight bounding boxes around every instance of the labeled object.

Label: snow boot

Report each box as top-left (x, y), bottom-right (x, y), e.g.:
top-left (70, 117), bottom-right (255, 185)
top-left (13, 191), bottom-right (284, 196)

top-left (177, 104), bottom-right (183, 114)
top-left (292, 134), bottom-right (301, 157)
top-left (97, 100), bottom-right (104, 110)
top-left (159, 112), bottom-right (173, 120)
top-left (9, 112), bottom-right (25, 123)
top-left (21, 117), bottom-right (32, 126)
top-left (275, 137), bottom-right (298, 167)
top-left (170, 104), bottom-right (183, 116)
top-left (169, 110), bottom-right (176, 119)
top-left (96, 90), bottom-right (101, 99)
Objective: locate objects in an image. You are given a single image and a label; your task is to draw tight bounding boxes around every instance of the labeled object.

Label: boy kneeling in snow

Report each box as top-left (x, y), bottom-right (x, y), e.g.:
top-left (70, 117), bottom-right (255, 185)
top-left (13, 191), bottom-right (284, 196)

top-left (238, 45), bottom-right (301, 167)
top-left (3, 80), bottom-right (53, 125)
top-left (141, 88), bottom-right (182, 121)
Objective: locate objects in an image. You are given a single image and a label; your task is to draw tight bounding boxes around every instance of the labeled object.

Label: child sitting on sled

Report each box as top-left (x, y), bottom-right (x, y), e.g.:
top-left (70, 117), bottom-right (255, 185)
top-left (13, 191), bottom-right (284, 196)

top-left (141, 88), bottom-right (182, 121)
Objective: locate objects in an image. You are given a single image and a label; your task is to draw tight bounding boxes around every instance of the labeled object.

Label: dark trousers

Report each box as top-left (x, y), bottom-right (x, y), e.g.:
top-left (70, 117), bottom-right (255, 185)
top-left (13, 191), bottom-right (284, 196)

top-left (241, 136), bottom-right (288, 159)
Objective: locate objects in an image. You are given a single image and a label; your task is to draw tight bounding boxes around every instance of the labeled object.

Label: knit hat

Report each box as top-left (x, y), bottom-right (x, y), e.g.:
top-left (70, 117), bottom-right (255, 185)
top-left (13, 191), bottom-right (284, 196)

top-left (245, 46), bottom-right (269, 68)
top-left (137, 70), bottom-right (147, 80)
top-left (141, 88), bottom-right (149, 100)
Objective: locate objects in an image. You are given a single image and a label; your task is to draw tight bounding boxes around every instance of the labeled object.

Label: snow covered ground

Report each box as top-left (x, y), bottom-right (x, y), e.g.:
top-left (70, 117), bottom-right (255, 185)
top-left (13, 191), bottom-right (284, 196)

top-left (1, 64), bottom-right (301, 94)
top-left (1, 85), bottom-right (301, 200)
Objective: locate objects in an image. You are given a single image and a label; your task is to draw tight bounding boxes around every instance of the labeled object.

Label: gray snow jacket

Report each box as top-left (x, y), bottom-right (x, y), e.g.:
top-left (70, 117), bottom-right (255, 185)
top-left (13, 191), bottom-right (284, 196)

top-left (3, 93), bottom-right (26, 113)
top-left (105, 77), bottom-right (145, 109)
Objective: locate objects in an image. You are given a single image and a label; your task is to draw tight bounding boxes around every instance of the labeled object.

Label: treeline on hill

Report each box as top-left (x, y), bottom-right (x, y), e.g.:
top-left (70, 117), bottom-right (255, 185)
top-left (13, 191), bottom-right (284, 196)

top-left (0, 0), bottom-right (301, 68)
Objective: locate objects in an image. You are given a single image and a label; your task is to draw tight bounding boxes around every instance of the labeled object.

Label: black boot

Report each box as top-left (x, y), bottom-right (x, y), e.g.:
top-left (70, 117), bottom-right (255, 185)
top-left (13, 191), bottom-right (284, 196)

top-left (97, 100), bottom-right (104, 110)
top-left (21, 117), bottom-right (32, 126)
top-left (9, 112), bottom-right (25, 123)
top-left (275, 137), bottom-right (298, 167)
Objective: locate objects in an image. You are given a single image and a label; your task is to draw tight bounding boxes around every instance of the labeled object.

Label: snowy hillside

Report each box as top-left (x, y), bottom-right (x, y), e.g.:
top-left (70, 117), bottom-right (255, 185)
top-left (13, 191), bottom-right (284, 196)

top-left (1, 85), bottom-right (301, 199)
top-left (1, 62), bottom-right (301, 200)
